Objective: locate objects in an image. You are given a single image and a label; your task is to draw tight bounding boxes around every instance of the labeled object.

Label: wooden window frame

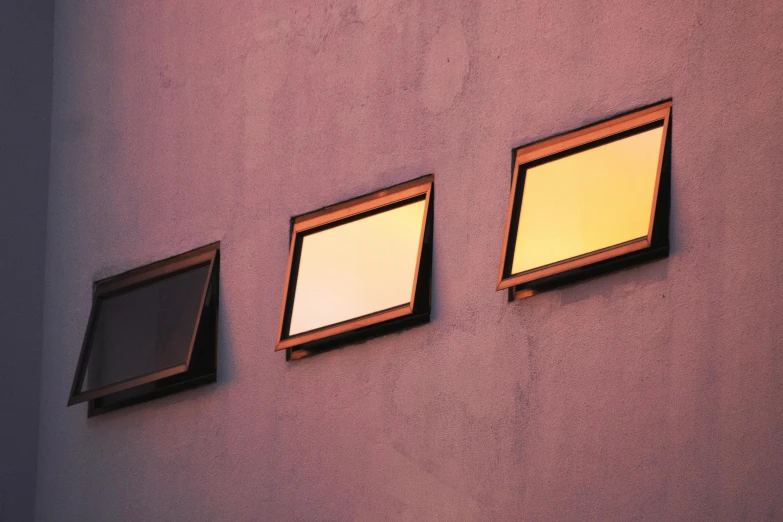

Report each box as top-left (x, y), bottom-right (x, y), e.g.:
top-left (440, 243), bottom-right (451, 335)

top-left (497, 100), bottom-right (672, 300)
top-left (276, 175), bottom-right (434, 360)
top-left (67, 242), bottom-right (220, 417)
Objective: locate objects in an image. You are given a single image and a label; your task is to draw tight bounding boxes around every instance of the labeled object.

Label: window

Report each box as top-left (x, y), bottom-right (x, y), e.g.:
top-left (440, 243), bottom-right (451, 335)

top-left (67, 243), bottom-right (219, 416)
top-left (498, 101), bottom-right (671, 300)
top-left (276, 175), bottom-right (433, 360)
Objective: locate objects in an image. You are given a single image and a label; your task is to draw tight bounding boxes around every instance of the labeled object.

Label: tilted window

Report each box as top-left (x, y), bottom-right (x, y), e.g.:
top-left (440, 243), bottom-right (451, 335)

top-left (276, 175), bottom-right (433, 360)
top-left (67, 243), bottom-right (219, 416)
top-left (498, 101), bottom-right (671, 300)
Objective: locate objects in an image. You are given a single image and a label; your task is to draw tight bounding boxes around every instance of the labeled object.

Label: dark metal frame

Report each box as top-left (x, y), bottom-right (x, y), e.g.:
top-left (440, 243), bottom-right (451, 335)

top-left (276, 175), bottom-right (434, 360)
top-left (67, 242), bottom-right (220, 417)
top-left (498, 101), bottom-right (672, 300)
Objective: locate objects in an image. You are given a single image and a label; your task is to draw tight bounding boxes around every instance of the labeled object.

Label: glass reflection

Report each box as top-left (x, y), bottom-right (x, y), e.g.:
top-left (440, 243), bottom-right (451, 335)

top-left (81, 265), bottom-right (210, 393)
top-left (289, 199), bottom-right (426, 336)
top-left (512, 127), bottom-right (664, 274)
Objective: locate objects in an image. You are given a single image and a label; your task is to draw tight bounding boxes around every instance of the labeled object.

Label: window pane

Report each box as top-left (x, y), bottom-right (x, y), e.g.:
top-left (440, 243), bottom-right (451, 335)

top-left (289, 199), bottom-right (426, 336)
top-left (80, 264), bottom-right (210, 393)
top-left (511, 126), bottom-right (663, 274)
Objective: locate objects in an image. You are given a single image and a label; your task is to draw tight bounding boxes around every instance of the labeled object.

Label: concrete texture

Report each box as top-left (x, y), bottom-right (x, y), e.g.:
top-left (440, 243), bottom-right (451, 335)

top-left (36, 1), bottom-right (783, 520)
top-left (0, 1), bottom-right (54, 520)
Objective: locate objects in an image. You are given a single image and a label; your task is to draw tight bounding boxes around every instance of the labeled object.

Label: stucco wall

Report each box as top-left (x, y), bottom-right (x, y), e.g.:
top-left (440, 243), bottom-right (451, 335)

top-left (0, 1), bottom-right (53, 521)
top-left (37, 1), bottom-right (783, 521)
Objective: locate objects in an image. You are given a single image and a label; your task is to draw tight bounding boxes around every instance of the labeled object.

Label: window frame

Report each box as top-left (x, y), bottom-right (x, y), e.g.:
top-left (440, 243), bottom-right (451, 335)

top-left (276, 175), bottom-right (434, 360)
top-left (67, 242), bottom-right (220, 416)
top-left (497, 101), bottom-right (672, 299)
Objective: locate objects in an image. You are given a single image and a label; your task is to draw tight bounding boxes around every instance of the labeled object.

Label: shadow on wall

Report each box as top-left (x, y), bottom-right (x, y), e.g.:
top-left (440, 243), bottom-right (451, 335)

top-left (0, 0), bottom-right (55, 521)
top-left (559, 259), bottom-right (670, 306)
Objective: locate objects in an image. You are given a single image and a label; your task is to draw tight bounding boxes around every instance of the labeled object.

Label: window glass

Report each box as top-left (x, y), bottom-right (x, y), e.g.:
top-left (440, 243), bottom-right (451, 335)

top-left (79, 264), bottom-right (210, 393)
top-left (511, 126), bottom-right (663, 274)
top-left (289, 199), bottom-right (426, 335)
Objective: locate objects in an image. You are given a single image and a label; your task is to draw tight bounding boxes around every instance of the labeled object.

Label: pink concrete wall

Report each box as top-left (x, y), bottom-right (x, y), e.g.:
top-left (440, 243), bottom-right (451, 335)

top-left (37, 1), bottom-right (783, 520)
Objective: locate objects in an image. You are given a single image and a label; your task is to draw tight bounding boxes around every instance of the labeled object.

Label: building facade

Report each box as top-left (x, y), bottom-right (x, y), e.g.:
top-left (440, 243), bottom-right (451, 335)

top-left (3, 1), bottom-right (783, 520)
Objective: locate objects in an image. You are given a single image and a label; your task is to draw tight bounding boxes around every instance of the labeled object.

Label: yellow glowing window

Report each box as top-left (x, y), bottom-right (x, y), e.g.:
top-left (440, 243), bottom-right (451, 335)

top-left (276, 175), bottom-right (433, 359)
top-left (498, 101), bottom-right (671, 300)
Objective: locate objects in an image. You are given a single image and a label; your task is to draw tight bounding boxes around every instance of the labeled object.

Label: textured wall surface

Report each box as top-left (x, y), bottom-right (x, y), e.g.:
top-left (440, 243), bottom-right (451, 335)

top-left (0, 1), bottom-right (53, 521)
top-left (37, 1), bottom-right (783, 520)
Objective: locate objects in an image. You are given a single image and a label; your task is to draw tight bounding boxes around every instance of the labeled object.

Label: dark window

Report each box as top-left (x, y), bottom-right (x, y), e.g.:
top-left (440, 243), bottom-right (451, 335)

top-left (68, 243), bottom-right (219, 416)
